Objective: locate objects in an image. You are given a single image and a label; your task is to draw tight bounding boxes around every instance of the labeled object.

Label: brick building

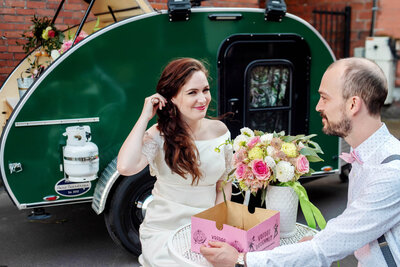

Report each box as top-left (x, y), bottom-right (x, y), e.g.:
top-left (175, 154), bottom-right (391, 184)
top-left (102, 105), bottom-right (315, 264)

top-left (1, 0), bottom-right (399, 87)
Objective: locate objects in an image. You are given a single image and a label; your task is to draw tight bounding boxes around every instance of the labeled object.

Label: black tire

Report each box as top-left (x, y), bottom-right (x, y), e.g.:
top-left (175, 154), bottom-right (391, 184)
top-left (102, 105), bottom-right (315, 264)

top-left (339, 163), bottom-right (351, 183)
top-left (104, 167), bottom-right (156, 256)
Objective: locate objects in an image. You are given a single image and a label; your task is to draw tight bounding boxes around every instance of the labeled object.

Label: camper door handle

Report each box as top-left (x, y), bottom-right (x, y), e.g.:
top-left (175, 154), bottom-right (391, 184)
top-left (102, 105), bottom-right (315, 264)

top-left (227, 98), bottom-right (239, 114)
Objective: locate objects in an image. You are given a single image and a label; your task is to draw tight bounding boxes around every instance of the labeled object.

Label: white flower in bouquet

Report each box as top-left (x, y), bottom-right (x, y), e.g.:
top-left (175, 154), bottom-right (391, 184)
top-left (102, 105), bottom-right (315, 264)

top-left (298, 141), bottom-right (305, 150)
top-left (267, 146), bottom-right (275, 157)
top-left (50, 49), bottom-right (60, 60)
top-left (233, 135), bottom-right (248, 152)
top-left (260, 133), bottom-right (273, 144)
top-left (264, 155), bottom-right (276, 169)
top-left (276, 161), bottom-right (295, 182)
top-left (240, 127), bottom-right (254, 137)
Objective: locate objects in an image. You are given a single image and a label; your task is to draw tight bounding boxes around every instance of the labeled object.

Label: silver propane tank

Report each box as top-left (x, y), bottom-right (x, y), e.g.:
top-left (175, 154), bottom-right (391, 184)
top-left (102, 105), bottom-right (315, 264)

top-left (62, 125), bottom-right (99, 182)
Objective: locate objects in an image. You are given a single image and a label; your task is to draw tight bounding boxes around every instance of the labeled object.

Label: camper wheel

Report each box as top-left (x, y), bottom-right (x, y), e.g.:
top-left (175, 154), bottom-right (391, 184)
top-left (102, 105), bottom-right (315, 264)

top-left (104, 169), bottom-right (156, 256)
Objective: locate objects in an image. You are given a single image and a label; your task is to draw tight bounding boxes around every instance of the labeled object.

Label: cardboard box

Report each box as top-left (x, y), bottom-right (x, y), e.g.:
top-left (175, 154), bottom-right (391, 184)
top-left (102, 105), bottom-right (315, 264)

top-left (191, 201), bottom-right (280, 253)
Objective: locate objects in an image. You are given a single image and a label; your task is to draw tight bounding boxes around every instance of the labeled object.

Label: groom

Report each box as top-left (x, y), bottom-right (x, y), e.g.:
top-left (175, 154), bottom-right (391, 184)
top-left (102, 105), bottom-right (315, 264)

top-left (200, 57), bottom-right (400, 266)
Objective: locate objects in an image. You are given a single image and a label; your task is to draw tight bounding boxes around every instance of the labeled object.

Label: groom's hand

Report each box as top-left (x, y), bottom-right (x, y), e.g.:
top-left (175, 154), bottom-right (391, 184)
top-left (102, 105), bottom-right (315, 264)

top-left (200, 241), bottom-right (239, 267)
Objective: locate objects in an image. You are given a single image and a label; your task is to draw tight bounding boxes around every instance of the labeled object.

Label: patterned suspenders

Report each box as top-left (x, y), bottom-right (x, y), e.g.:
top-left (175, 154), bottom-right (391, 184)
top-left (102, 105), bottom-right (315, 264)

top-left (379, 154), bottom-right (400, 267)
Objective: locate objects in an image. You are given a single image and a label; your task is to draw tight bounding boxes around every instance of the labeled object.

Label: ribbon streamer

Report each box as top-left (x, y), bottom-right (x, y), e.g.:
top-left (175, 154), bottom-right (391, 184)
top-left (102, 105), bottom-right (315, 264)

top-left (288, 181), bottom-right (327, 230)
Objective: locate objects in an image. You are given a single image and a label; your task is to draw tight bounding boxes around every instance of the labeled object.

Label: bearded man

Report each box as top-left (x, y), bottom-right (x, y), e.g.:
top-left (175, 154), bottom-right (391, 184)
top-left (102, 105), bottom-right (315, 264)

top-left (201, 57), bottom-right (400, 267)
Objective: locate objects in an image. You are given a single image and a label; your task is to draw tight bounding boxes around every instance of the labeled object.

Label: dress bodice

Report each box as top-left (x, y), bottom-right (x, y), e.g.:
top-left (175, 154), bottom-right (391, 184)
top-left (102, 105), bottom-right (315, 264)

top-left (143, 130), bottom-right (232, 185)
top-left (142, 129), bottom-right (232, 207)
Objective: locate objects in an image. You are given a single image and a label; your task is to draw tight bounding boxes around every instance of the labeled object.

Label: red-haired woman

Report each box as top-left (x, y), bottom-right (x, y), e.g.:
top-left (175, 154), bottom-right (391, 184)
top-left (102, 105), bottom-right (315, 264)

top-left (117, 58), bottom-right (233, 266)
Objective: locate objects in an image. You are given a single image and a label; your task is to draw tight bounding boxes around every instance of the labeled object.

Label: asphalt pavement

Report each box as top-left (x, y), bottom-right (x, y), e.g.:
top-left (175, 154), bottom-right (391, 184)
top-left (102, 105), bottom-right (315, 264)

top-left (0, 174), bottom-right (358, 267)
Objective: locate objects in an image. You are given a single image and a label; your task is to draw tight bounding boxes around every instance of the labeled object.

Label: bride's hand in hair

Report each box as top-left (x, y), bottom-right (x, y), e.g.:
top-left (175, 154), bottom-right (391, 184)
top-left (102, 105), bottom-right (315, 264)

top-left (142, 93), bottom-right (167, 121)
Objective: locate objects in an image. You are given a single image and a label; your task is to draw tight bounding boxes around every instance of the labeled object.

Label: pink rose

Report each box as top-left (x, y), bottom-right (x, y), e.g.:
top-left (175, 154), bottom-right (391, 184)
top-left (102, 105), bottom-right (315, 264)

top-left (251, 159), bottom-right (271, 180)
top-left (235, 163), bottom-right (248, 180)
top-left (233, 148), bottom-right (247, 165)
top-left (247, 136), bottom-right (260, 149)
top-left (296, 155), bottom-right (309, 174)
top-left (60, 40), bottom-right (73, 53)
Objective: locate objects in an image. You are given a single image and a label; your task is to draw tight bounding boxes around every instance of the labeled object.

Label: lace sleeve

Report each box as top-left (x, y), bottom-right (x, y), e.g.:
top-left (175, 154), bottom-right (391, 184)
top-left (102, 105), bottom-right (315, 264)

top-left (142, 132), bottom-right (160, 177)
top-left (220, 138), bottom-right (234, 181)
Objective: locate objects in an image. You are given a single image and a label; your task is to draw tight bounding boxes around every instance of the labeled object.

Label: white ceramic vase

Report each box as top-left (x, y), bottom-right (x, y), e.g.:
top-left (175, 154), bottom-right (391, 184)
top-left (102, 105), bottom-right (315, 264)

top-left (265, 185), bottom-right (298, 238)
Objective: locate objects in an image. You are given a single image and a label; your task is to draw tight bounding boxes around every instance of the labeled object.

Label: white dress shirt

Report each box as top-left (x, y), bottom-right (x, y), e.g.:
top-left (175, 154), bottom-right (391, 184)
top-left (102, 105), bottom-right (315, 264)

top-left (246, 124), bottom-right (400, 267)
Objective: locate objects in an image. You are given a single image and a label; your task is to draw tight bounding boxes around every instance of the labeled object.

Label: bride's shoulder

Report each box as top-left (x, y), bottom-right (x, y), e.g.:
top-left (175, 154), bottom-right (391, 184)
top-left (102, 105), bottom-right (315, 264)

top-left (204, 119), bottom-right (229, 136)
top-left (144, 124), bottom-right (162, 142)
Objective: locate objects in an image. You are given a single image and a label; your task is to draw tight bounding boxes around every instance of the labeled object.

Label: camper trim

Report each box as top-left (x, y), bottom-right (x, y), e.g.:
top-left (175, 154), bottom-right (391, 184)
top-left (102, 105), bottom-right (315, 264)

top-left (15, 117), bottom-right (100, 127)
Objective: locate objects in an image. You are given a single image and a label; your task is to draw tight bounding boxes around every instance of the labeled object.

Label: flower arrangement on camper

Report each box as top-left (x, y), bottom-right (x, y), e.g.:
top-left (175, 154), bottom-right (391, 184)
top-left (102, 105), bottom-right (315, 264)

top-left (20, 15), bottom-right (65, 55)
top-left (17, 15), bottom-right (65, 78)
top-left (216, 127), bottom-right (326, 229)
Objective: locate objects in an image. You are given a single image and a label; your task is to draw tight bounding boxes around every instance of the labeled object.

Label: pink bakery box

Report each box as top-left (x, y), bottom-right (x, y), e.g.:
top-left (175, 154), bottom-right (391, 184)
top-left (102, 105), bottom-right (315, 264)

top-left (191, 201), bottom-right (280, 253)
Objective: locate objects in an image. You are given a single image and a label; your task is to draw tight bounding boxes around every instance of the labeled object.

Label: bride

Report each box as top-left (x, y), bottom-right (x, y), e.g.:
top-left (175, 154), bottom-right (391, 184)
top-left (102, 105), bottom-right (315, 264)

top-left (117, 58), bottom-right (233, 266)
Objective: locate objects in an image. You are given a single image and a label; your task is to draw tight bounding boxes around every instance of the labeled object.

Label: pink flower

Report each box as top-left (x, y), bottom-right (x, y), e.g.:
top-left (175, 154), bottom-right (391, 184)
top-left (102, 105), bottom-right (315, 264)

top-left (251, 159), bottom-right (271, 180)
top-left (295, 155), bottom-right (309, 174)
top-left (247, 136), bottom-right (260, 149)
top-left (59, 31), bottom-right (89, 54)
top-left (233, 148), bottom-right (247, 165)
top-left (59, 40), bottom-right (73, 54)
top-left (74, 31), bottom-right (88, 44)
top-left (250, 179), bottom-right (265, 193)
top-left (235, 163), bottom-right (248, 180)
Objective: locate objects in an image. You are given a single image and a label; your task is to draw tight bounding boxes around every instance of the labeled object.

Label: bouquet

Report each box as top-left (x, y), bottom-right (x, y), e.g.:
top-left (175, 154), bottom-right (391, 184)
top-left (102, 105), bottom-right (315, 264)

top-left (217, 127), bottom-right (326, 230)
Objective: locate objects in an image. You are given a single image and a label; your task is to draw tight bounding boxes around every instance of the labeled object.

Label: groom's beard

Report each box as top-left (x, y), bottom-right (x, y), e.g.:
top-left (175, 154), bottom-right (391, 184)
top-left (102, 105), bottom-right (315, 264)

top-left (320, 110), bottom-right (352, 138)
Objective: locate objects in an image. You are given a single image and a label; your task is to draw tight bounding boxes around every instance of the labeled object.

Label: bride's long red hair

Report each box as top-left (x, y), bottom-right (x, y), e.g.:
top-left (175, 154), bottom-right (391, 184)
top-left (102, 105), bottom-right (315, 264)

top-left (156, 58), bottom-right (208, 185)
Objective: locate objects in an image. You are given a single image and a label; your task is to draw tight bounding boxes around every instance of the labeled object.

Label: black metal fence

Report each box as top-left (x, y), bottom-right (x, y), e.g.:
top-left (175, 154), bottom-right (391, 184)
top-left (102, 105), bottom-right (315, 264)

top-left (313, 6), bottom-right (351, 59)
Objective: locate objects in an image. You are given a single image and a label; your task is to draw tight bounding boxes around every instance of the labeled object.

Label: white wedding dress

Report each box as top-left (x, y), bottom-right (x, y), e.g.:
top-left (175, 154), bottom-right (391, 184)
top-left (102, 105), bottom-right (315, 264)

top-left (138, 129), bottom-right (232, 267)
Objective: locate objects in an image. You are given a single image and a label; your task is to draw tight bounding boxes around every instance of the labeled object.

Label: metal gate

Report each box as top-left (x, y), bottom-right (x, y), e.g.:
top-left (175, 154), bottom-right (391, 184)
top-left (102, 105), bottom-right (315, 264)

top-left (313, 6), bottom-right (351, 59)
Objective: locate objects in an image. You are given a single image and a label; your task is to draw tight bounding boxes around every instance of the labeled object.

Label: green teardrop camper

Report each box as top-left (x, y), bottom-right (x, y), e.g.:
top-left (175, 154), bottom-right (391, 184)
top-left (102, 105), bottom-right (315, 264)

top-left (0, 0), bottom-right (345, 255)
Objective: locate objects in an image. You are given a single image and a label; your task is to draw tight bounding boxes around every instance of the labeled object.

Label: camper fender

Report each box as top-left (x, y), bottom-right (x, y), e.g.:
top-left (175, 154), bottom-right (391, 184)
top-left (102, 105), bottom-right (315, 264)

top-left (91, 157), bottom-right (120, 215)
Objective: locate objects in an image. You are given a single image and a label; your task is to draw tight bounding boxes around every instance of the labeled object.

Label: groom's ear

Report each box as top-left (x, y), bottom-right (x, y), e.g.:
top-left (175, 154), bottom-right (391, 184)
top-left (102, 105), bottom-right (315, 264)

top-left (348, 96), bottom-right (362, 116)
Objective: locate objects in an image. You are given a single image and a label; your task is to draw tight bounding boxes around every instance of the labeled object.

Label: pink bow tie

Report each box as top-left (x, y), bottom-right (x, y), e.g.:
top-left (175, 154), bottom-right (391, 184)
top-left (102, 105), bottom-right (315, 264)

top-left (339, 151), bottom-right (363, 164)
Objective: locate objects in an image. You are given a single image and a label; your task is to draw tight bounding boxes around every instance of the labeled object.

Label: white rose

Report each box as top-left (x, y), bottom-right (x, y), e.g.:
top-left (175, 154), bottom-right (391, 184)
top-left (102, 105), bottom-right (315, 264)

top-left (260, 133), bottom-right (273, 144)
top-left (233, 135), bottom-right (248, 151)
top-left (51, 49), bottom-right (60, 60)
top-left (240, 127), bottom-right (254, 137)
top-left (276, 161), bottom-right (295, 182)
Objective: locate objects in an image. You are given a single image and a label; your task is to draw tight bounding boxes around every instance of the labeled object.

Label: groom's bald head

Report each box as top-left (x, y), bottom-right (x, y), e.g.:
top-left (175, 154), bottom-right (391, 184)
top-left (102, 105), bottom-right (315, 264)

top-left (329, 57), bottom-right (388, 116)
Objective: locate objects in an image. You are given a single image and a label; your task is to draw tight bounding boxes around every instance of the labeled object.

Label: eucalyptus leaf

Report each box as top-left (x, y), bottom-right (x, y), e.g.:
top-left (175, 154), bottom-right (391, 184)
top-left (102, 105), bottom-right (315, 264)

top-left (308, 140), bottom-right (324, 154)
top-left (300, 147), bottom-right (319, 157)
top-left (261, 189), bottom-right (266, 206)
top-left (281, 135), bottom-right (296, 142)
top-left (306, 155), bottom-right (324, 162)
top-left (303, 168), bottom-right (315, 177)
top-left (302, 134), bottom-right (317, 140)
